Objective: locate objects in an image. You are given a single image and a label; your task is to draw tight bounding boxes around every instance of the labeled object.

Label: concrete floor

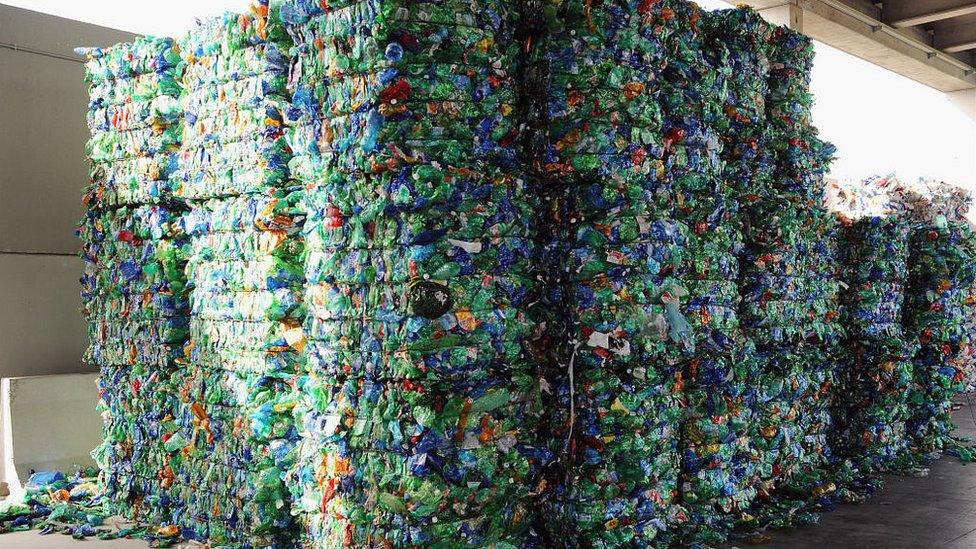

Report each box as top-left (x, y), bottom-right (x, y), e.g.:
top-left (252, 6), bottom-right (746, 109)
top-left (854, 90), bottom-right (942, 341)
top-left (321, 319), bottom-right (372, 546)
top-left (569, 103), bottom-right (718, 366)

top-left (0, 532), bottom-right (148, 548)
top-left (2, 399), bottom-right (976, 549)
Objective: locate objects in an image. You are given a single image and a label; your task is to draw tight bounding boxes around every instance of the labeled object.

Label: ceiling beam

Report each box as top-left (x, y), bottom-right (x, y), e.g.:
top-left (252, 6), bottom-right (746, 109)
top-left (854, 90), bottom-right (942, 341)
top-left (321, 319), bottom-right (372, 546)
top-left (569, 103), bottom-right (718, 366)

top-left (944, 41), bottom-right (976, 53)
top-left (935, 23), bottom-right (976, 52)
top-left (945, 41), bottom-right (976, 53)
top-left (883, 0), bottom-right (976, 28)
top-left (738, 0), bottom-right (976, 91)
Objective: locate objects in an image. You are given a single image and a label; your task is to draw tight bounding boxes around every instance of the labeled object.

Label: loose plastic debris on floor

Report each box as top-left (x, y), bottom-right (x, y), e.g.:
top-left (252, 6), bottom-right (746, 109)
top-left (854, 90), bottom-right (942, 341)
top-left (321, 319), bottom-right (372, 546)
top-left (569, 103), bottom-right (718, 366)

top-left (3, 2), bottom-right (976, 549)
top-left (0, 471), bottom-right (125, 540)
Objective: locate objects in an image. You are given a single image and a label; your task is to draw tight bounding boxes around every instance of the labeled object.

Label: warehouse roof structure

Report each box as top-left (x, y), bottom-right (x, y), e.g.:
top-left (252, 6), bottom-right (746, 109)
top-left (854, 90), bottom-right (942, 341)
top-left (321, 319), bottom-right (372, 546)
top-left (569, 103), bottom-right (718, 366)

top-left (743, 0), bottom-right (976, 109)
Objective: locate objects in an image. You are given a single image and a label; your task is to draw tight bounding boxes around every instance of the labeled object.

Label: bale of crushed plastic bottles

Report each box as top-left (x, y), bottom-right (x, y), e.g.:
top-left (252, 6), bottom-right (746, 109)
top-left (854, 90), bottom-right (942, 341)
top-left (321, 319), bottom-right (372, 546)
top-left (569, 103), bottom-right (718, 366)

top-left (281, 0), bottom-right (546, 545)
top-left (832, 213), bottom-right (917, 472)
top-left (78, 37), bottom-right (189, 524)
top-left (169, 3), bottom-right (302, 545)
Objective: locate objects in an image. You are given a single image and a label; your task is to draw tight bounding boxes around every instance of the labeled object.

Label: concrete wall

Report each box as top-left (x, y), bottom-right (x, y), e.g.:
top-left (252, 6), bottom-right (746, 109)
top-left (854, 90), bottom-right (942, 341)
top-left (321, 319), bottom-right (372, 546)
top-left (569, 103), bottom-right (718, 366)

top-left (0, 374), bottom-right (101, 494)
top-left (0, 5), bottom-right (134, 377)
top-left (949, 89), bottom-right (976, 122)
top-left (947, 90), bottom-right (976, 188)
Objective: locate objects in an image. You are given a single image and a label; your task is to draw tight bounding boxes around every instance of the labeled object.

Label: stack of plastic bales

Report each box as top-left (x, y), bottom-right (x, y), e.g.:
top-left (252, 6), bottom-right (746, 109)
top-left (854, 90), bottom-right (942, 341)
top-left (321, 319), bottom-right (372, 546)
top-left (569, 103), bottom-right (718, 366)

top-left (835, 212), bottom-right (916, 471)
top-left (721, 11), bottom-right (841, 502)
top-left (170, 3), bottom-right (301, 545)
top-left (281, 0), bottom-right (545, 546)
top-left (528, 1), bottom-right (758, 544)
top-left (71, 2), bottom-right (976, 546)
top-left (825, 175), bottom-right (915, 472)
top-left (698, 11), bottom-right (776, 519)
top-left (901, 181), bottom-right (976, 452)
top-left (78, 38), bottom-right (188, 523)
top-left (674, 11), bottom-right (758, 543)
top-left (528, 0), bottom-right (684, 543)
top-left (765, 23), bottom-right (841, 500)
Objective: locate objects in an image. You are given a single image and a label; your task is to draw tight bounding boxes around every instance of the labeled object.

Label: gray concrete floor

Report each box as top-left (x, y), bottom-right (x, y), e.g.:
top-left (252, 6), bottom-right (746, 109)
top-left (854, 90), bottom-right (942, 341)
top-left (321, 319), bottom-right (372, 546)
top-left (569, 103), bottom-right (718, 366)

top-left (2, 399), bottom-right (976, 548)
top-left (0, 532), bottom-right (148, 548)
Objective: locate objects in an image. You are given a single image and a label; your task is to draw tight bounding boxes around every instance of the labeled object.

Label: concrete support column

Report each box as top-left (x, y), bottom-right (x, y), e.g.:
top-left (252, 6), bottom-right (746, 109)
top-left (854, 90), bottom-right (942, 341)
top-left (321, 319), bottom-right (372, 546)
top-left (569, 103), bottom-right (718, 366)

top-left (948, 88), bottom-right (976, 121)
top-left (946, 89), bottom-right (976, 187)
